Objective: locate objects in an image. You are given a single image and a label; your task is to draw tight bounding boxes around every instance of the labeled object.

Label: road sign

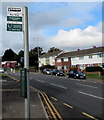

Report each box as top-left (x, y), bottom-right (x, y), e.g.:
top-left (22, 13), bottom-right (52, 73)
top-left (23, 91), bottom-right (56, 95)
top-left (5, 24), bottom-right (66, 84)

top-left (7, 16), bottom-right (22, 22)
top-left (7, 7), bottom-right (23, 14)
top-left (7, 23), bottom-right (22, 31)
top-left (7, 7), bottom-right (23, 32)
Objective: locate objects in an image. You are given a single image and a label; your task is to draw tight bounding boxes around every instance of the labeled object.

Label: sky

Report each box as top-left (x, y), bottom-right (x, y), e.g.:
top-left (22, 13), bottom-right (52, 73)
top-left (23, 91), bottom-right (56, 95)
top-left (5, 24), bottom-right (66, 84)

top-left (0, 0), bottom-right (103, 55)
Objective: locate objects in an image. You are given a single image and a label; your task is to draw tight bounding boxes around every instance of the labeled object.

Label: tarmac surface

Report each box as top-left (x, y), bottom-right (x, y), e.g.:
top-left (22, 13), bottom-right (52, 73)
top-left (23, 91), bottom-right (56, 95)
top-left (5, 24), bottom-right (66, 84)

top-left (1, 76), bottom-right (49, 120)
top-left (0, 72), bottom-right (103, 120)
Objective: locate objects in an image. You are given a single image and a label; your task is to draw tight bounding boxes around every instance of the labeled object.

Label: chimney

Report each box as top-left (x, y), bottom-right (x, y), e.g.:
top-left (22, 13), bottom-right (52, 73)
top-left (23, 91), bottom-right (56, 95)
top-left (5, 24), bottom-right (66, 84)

top-left (77, 48), bottom-right (80, 51)
top-left (93, 46), bottom-right (96, 48)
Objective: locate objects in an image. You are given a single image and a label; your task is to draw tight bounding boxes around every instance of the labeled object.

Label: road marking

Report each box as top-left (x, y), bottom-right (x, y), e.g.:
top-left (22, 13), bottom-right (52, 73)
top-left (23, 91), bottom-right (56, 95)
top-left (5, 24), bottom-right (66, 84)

top-left (78, 91), bottom-right (104, 100)
top-left (56, 85), bottom-right (67, 89)
top-left (0, 89), bottom-right (20, 91)
top-left (50, 83), bottom-right (67, 89)
top-left (63, 103), bottom-right (73, 109)
top-left (35, 79), bottom-right (45, 83)
top-left (82, 112), bottom-right (98, 120)
top-left (76, 83), bottom-right (98, 89)
top-left (0, 80), bottom-right (7, 82)
top-left (51, 97), bottom-right (58, 101)
top-left (38, 93), bottom-right (49, 119)
top-left (50, 83), bottom-right (57, 86)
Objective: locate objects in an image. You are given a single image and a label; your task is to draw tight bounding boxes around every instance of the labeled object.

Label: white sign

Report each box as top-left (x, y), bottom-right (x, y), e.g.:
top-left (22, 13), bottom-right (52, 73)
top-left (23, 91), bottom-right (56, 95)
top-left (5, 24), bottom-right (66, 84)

top-left (7, 7), bottom-right (23, 15)
top-left (7, 7), bottom-right (23, 31)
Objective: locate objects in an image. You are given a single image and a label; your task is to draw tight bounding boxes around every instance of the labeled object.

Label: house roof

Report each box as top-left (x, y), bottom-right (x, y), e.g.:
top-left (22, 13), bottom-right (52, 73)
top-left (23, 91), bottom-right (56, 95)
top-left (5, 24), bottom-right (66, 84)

top-left (56, 46), bottom-right (104, 59)
top-left (40, 51), bottom-right (63, 58)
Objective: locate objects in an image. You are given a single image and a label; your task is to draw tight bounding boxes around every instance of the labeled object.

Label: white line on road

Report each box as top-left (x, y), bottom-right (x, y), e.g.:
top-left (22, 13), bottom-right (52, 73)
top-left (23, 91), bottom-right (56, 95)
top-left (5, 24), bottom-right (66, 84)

top-left (76, 83), bottom-right (98, 89)
top-left (78, 91), bottom-right (104, 100)
top-left (56, 85), bottom-right (68, 89)
top-left (50, 83), bottom-right (57, 86)
top-left (50, 83), bottom-right (67, 89)
top-left (35, 79), bottom-right (45, 83)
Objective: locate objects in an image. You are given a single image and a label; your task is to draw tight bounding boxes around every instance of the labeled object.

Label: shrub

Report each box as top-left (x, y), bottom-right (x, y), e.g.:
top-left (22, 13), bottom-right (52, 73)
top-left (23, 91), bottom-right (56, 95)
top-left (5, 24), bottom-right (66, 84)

top-left (85, 66), bottom-right (103, 72)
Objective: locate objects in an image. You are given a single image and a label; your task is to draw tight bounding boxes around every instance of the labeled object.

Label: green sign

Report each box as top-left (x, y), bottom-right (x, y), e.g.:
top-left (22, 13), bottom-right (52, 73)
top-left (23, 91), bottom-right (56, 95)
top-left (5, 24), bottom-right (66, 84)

top-left (7, 23), bottom-right (22, 31)
top-left (20, 68), bottom-right (27, 98)
top-left (7, 16), bottom-right (22, 22)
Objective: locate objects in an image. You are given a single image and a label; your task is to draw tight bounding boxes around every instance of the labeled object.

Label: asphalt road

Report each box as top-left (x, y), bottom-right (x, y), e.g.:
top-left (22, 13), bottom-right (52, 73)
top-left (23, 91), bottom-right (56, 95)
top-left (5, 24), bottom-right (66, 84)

top-left (7, 71), bottom-right (104, 119)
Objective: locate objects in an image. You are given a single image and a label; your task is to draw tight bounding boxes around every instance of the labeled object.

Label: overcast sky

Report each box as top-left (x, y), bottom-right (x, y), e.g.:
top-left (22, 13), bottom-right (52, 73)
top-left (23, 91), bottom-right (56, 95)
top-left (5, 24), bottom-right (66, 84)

top-left (1, 0), bottom-right (103, 55)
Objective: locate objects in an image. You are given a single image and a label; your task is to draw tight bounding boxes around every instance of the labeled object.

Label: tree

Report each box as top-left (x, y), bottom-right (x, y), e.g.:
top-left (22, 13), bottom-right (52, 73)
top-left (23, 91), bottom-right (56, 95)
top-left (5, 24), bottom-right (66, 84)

top-left (2, 49), bottom-right (18, 61)
top-left (18, 50), bottom-right (24, 62)
top-left (29, 47), bottom-right (43, 67)
top-left (48, 47), bottom-right (61, 53)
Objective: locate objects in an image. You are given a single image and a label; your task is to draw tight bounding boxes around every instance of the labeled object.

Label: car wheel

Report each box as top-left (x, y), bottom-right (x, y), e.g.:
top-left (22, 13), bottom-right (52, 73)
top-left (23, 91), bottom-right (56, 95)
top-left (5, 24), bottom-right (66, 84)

top-left (74, 76), bottom-right (77, 79)
top-left (66, 75), bottom-right (69, 78)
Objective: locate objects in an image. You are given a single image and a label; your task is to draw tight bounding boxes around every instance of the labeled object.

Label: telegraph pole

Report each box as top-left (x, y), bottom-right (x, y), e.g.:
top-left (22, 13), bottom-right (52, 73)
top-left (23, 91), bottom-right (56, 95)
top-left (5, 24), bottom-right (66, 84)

top-left (37, 39), bottom-right (40, 73)
top-left (33, 37), bottom-right (40, 73)
top-left (23, 7), bottom-right (30, 120)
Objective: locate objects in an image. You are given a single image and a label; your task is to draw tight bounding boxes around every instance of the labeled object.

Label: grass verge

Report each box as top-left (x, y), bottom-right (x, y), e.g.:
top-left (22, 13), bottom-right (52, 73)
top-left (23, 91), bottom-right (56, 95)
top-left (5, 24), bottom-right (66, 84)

top-left (0, 73), bottom-right (8, 77)
top-left (86, 74), bottom-right (104, 80)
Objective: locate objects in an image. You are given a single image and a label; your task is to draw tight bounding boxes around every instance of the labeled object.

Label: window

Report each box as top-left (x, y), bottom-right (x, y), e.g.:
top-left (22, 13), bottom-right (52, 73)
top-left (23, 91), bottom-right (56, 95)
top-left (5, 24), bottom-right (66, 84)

top-left (64, 58), bottom-right (68, 62)
top-left (89, 55), bottom-right (92, 59)
top-left (46, 57), bottom-right (50, 64)
top-left (57, 66), bottom-right (62, 69)
top-left (64, 65), bottom-right (69, 70)
top-left (57, 59), bottom-right (61, 62)
top-left (79, 56), bottom-right (84, 60)
top-left (41, 58), bottom-right (44, 62)
top-left (97, 53), bottom-right (104, 57)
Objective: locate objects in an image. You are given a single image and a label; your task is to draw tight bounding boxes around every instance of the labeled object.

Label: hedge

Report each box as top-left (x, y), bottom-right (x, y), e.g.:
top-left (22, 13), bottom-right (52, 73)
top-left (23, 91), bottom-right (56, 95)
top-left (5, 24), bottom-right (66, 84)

top-left (85, 66), bottom-right (103, 72)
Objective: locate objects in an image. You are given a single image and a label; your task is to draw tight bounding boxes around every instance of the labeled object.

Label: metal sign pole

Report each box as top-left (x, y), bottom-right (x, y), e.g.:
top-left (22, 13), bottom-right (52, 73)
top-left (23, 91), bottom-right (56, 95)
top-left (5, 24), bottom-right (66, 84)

top-left (23, 7), bottom-right (30, 120)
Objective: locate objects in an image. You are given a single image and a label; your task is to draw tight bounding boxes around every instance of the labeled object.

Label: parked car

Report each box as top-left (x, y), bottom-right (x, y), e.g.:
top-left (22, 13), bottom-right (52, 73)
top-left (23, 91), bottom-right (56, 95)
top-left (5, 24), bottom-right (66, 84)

top-left (67, 70), bottom-right (86, 79)
top-left (43, 68), bottom-right (52, 75)
top-left (0, 68), bottom-right (4, 73)
top-left (51, 69), bottom-right (65, 76)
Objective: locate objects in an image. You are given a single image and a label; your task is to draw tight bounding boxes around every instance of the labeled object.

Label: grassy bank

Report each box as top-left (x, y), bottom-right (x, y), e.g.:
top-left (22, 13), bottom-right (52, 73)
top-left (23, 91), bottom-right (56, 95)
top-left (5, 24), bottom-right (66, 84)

top-left (0, 73), bottom-right (8, 77)
top-left (86, 74), bottom-right (104, 80)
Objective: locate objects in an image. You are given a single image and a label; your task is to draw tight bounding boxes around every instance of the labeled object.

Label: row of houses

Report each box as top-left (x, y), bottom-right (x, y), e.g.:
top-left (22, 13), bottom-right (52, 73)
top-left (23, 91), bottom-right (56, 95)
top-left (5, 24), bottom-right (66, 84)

top-left (39, 46), bottom-right (104, 71)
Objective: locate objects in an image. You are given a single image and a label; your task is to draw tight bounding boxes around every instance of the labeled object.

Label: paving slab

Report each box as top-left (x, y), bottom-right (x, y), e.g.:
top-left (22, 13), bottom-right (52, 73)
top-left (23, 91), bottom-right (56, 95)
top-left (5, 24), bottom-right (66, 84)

top-left (1, 77), bottom-right (49, 119)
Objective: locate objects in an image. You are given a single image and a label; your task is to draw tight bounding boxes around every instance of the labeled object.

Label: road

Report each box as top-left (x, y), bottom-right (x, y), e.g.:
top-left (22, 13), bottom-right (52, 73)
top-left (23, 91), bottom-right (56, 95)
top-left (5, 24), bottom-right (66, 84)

top-left (7, 71), bottom-right (104, 119)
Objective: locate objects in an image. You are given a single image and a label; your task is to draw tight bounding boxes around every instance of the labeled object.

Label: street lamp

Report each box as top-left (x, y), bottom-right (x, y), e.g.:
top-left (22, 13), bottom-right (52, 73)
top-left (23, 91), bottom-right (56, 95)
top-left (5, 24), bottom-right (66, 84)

top-left (33, 37), bottom-right (40, 73)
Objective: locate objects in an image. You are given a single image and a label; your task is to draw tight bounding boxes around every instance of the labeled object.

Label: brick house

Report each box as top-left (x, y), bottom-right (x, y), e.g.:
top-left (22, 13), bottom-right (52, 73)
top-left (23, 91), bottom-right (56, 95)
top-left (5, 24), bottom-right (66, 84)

top-left (55, 46), bottom-right (104, 71)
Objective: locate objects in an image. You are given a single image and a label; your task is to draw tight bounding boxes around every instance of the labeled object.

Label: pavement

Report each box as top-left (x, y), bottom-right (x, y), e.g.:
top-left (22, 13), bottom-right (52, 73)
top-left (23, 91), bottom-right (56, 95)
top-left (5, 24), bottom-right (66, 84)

top-left (1, 75), bottom-right (49, 120)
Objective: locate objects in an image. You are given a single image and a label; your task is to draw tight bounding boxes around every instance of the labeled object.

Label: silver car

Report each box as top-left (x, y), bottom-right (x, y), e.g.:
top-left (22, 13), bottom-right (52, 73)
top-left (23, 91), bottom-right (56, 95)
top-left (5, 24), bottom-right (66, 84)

top-left (0, 68), bottom-right (4, 73)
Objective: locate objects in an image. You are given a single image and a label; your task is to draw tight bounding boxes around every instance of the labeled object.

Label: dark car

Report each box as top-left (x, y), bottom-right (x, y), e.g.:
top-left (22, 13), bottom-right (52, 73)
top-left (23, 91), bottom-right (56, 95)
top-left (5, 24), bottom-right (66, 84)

top-left (67, 70), bottom-right (86, 79)
top-left (51, 69), bottom-right (65, 76)
top-left (43, 68), bottom-right (52, 75)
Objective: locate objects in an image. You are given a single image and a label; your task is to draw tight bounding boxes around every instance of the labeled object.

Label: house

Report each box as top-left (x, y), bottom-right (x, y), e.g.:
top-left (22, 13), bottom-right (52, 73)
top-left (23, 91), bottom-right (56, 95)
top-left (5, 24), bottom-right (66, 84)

top-left (39, 51), bottom-right (63, 67)
top-left (55, 46), bottom-right (104, 71)
top-left (1, 61), bottom-right (17, 68)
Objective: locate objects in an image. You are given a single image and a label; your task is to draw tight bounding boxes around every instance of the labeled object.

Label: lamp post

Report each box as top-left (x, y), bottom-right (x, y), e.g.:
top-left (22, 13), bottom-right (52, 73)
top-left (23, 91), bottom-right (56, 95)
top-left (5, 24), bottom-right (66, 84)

top-left (33, 37), bottom-right (40, 73)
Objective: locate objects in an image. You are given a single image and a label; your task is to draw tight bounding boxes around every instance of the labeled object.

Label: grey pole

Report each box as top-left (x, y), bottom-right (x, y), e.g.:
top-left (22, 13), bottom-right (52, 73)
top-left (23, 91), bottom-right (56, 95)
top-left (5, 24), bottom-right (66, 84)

top-left (33, 37), bottom-right (40, 73)
top-left (37, 39), bottom-right (40, 73)
top-left (23, 7), bottom-right (30, 119)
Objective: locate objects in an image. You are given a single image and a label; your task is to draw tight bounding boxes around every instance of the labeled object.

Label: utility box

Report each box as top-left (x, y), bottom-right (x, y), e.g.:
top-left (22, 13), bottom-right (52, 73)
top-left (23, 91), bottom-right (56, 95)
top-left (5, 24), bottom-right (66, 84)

top-left (20, 68), bottom-right (28, 98)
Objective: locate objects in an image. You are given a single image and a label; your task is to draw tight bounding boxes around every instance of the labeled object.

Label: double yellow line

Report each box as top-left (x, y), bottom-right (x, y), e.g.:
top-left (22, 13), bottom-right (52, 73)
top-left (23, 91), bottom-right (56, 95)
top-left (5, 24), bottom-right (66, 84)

top-left (30, 86), bottom-right (63, 120)
top-left (6, 74), bottom-right (63, 120)
top-left (6, 74), bottom-right (98, 120)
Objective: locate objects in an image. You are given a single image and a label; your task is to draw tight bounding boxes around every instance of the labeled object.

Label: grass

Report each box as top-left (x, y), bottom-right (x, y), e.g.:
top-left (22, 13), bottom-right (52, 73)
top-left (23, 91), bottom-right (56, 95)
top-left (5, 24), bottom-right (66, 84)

top-left (0, 73), bottom-right (8, 77)
top-left (86, 73), bottom-right (104, 80)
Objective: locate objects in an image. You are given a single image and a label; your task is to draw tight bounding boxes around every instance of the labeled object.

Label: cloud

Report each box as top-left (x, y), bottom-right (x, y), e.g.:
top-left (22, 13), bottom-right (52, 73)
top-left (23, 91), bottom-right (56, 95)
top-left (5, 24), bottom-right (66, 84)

top-left (1, 2), bottom-right (102, 55)
top-left (49, 24), bottom-right (102, 51)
